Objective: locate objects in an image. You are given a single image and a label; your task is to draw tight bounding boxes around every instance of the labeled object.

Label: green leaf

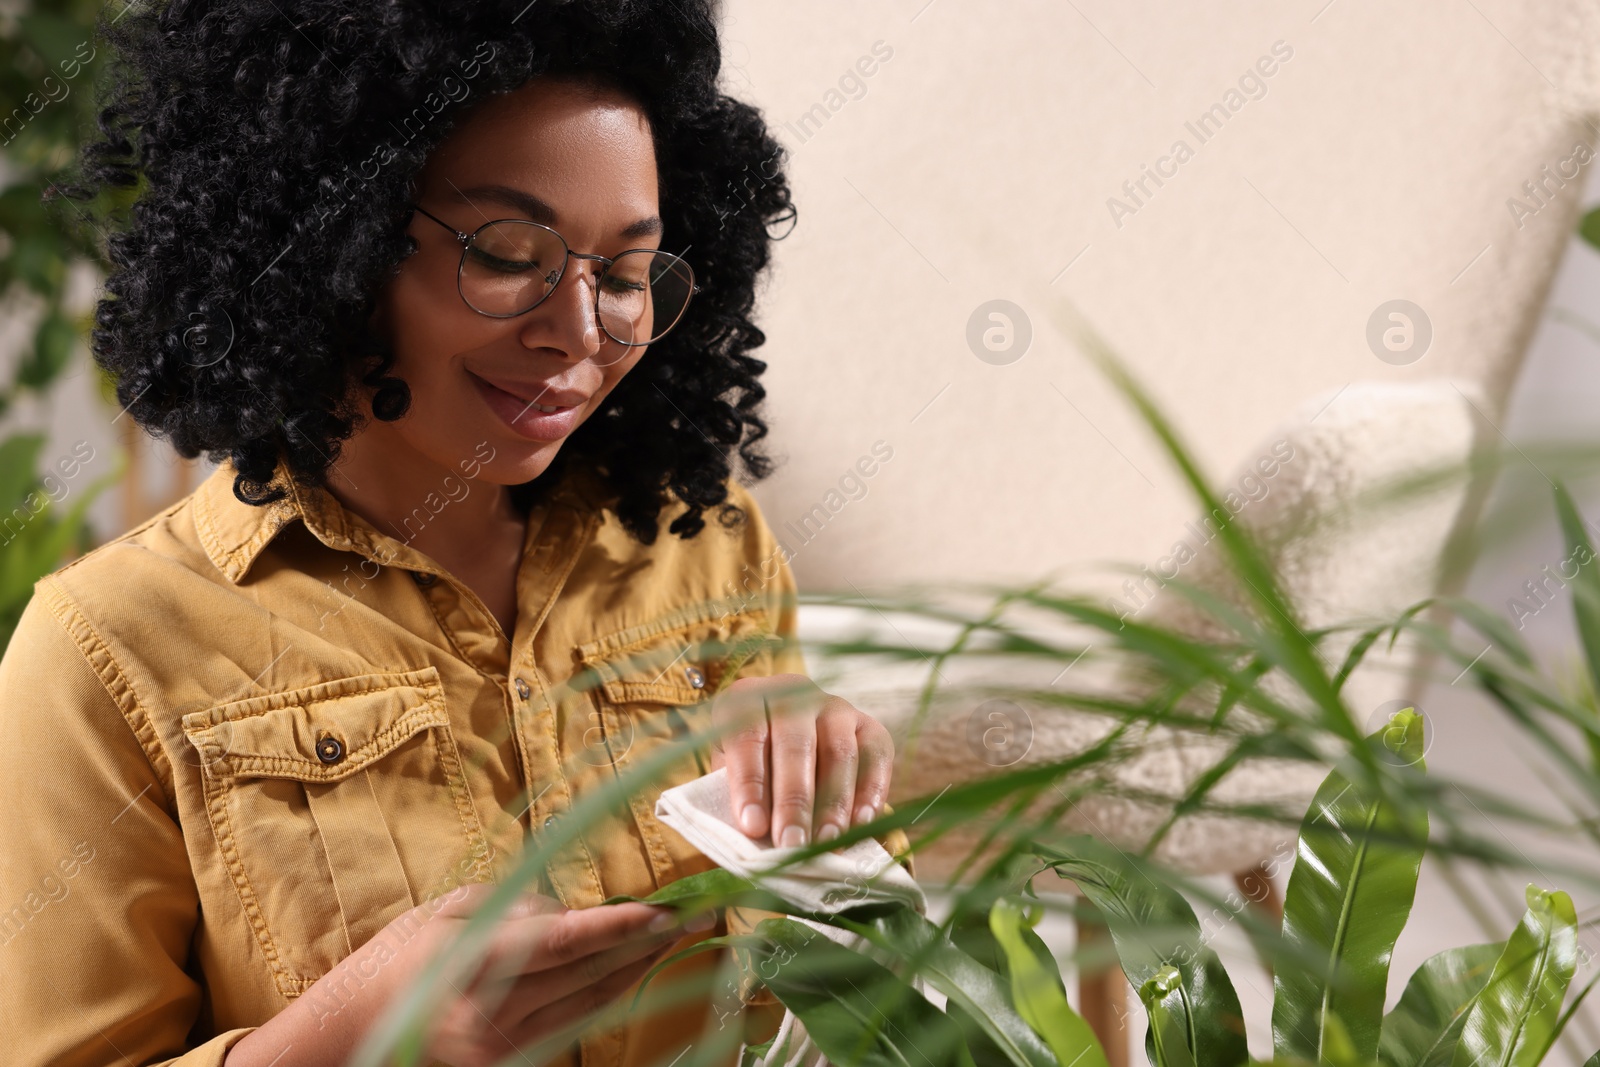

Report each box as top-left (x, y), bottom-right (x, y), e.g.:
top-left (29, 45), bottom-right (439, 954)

top-left (1273, 707), bottom-right (1429, 1064)
top-left (1377, 942), bottom-right (1503, 1067)
top-left (1318, 1012), bottom-right (1383, 1067)
top-left (607, 865), bottom-right (755, 908)
top-left (1451, 885), bottom-right (1578, 1067)
top-left (18, 308), bottom-right (75, 389)
top-left (754, 915), bottom-right (977, 1067)
top-left (838, 906), bottom-right (1058, 1067)
top-left (9, 233), bottom-right (64, 294)
top-left (1040, 838), bottom-right (1248, 1067)
top-left (1581, 206), bottom-right (1600, 253)
top-left (0, 434), bottom-right (45, 509)
top-left (1553, 482), bottom-right (1600, 752)
top-left (989, 897), bottom-right (1110, 1067)
top-left (1141, 967), bottom-right (1197, 1067)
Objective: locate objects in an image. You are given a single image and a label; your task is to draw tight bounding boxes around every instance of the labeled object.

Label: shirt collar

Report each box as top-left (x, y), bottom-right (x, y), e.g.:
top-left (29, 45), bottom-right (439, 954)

top-left (192, 453), bottom-right (616, 584)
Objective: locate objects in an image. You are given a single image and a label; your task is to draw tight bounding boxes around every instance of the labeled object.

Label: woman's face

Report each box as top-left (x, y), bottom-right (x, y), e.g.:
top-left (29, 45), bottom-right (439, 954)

top-left (368, 75), bottom-right (662, 486)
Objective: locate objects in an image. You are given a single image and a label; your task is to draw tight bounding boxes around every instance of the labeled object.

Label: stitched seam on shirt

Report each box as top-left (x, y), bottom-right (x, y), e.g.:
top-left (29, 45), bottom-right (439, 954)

top-left (37, 577), bottom-right (180, 821)
top-left (429, 718), bottom-right (495, 885)
top-left (184, 672), bottom-right (442, 727)
top-left (526, 670), bottom-right (609, 907)
top-left (51, 497), bottom-right (186, 577)
top-left (204, 754), bottom-right (300, 996)
top-left (206, 703), bottom-right (447, 777)
top-left (575, 599), bottom-right (770, 662)
top-left (583, 609), bottom-right (776, 707)
top-left (419, 589), bottom-right (488, 671)
top-left (189, 481), bottom-right (237, 579)
top-left (191, 482), bottom-right (293, 582)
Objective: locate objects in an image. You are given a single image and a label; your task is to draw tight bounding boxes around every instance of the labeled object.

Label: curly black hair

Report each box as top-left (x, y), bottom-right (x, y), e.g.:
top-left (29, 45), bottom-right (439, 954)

top-left (57, 0), bottom-right (798, 543)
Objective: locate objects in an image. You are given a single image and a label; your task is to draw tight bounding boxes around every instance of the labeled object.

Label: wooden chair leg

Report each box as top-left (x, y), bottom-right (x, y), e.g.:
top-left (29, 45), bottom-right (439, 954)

top-left (1078, 918), bottom-right (1130, 1067)
top-left (1233, 861), bottom-right (1284, 979)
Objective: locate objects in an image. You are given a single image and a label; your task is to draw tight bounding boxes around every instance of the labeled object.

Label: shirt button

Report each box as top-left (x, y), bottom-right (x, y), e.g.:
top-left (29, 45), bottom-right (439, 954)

top-left (685, 665), bottom-right (706, 689)
top-left (514, 677), bottom-right (532, 700)
top-left (315, 736), bottom-right (344, 764)
top-left (411, 570), bottom-right (437, 587)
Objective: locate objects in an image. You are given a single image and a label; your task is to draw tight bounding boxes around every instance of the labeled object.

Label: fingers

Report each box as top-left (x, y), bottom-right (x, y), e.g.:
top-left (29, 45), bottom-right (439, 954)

top-left (711, 676), bottom-right (894, 849)
top-left (502, 940), bottom-right (680, 1056)
top-left (713, 686), bottom-right (771, 839)
top-left (470, 915), bottom-right (695, 1023)
top-left (812, 700), bottom-right (861, 843)
top-left (768, 698), bottom-right (818, 849)
top-left (853, 716), bottom-right (895, 828)
top-left (487, 900), bottom-right (681, 981)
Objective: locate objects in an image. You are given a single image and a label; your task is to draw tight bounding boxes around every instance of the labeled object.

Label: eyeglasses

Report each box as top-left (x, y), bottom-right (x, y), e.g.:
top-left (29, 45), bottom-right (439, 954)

top-left (409, 203), bottom-right (700, 351)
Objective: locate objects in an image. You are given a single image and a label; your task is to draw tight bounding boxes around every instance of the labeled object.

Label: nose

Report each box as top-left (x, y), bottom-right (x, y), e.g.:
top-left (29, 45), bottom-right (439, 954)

top-left (517, 258), bottom-right (607, 361)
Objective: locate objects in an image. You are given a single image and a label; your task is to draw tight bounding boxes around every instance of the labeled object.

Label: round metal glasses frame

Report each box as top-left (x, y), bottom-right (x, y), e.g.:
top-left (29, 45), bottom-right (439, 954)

top-left (409, 202), bottom-right (701, 347)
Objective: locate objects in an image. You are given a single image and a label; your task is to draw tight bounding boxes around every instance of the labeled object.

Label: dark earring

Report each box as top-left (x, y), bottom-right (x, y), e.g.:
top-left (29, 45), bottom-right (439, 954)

top-left (371, 376), bottom-right (410, 421)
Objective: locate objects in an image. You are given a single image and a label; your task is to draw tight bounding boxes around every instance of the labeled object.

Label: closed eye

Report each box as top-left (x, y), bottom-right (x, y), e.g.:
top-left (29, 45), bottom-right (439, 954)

top-left (466, 247), bottom-right (544, 275)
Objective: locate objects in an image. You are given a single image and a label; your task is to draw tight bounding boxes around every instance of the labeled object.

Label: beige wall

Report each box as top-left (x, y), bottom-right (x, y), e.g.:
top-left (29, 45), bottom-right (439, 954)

top-left (721, 0), bottom-right (1599, 597)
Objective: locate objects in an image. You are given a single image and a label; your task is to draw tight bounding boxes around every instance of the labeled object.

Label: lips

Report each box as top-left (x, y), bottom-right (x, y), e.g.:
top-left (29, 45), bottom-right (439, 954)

top-left (467, 370), bottom-right (590, 410)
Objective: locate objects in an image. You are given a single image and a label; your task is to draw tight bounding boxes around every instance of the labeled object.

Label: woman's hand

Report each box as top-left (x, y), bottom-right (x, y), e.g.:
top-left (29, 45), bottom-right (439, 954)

top-left (708, 673), bottom-right (895, 848)
top-left (226, 883), bottom-right (707, 1067)
top-left (399, 885), bottom-right (710, 1066)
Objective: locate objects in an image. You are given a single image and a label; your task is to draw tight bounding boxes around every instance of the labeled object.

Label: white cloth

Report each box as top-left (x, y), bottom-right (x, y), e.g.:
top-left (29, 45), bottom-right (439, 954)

top-left (655, 767), bottom-right (925, 914)
top-left (654, 768), bottom-right (929, 1067)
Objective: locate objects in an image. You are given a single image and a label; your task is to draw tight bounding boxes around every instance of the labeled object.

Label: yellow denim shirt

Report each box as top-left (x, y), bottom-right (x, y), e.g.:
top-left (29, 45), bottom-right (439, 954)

top-left (0, 453), bottom-right (880, 1067)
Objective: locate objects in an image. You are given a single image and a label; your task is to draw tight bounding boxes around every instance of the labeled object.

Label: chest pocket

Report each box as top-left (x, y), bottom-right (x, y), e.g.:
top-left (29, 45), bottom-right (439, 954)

top-left (573, 607), bottom-right (787, 888)
top-left (181, 666), bottom-right (491, 1000)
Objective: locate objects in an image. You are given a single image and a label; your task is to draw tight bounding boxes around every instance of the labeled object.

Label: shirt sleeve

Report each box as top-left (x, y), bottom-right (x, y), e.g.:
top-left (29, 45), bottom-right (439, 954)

top-left (0, 580), bottom-right (258, 1066)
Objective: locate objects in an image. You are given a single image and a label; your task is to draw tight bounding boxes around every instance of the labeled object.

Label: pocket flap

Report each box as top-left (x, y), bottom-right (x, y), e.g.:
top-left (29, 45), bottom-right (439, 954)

top-left (180, 666), bottom-right (447, 783)
top-left (575, 606), bottom-right (785, 706)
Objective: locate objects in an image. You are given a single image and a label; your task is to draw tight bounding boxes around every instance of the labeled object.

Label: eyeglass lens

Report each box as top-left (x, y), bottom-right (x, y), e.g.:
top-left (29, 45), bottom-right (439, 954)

top-left (460, 220), bottom-right (694, 347)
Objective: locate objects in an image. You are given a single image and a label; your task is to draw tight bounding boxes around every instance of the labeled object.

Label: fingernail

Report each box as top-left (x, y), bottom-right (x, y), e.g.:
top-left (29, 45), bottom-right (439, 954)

top-left (855, 804), bottom-right (875, 826)
top-left (780, 824), bottom-right (807, 848)
top-left (649, 910), bottom-right (677, 933)
top-left (817, 823), bottom-right (841, 843)
top-left (686, 912), bottom-right (716, 933)
top-left (740, 804), bottom-right (765, 836)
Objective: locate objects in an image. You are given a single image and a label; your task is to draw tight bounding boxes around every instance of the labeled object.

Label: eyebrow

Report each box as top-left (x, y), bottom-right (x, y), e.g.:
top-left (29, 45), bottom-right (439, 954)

top-left (451, 183), bottom-right (663, 240)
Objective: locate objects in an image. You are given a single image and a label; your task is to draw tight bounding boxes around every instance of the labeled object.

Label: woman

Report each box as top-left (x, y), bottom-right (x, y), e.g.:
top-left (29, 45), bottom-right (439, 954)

top-left (0, 2), bottom-right (899, 1065)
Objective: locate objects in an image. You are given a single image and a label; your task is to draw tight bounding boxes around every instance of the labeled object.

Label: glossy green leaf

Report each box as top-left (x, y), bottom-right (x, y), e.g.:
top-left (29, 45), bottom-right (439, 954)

top-left (989, 897), bottom-right (1110, 1067)
top-left (1377, 942), bottom-right (1502, 1067)
top-left (754, 916), bottom-right (977, 1067)
top-left (1141, 967), bottom-right (1196, 1067)
top-left (1040, 838), bottom-right (1248, 1067)
top-left (1451, 885), bottom-right (1578, 1067)
top-left (1319, 1012), bottom-right (1382, 1067)
top-left (606, 865), bottom-right (756, 908)
top-left (1273, 708), bottom-right (1429, 1064)
top-left (838, 906), bottom-right (1058, 1067)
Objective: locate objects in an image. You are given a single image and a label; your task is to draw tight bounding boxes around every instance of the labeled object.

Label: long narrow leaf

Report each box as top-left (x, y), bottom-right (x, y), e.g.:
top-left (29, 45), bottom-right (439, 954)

top-left (1040, 838), bottom-right (1248, 1067)
top-left (1553, 481), bottom-right (1600, 766)
top-left (754, 916), bottom-right (977, 1067)
top-left (837, 907), bottom-right (1059, 1067)
top-left (1377, 942), bottom-right (1502, 1067)
top-left (1450, 885), bottom-right (1578, 1067)
top-left (990, 897), bottom-right (1111, 1067)
top-left (1273, 708), bottom-right (1429, 1063)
